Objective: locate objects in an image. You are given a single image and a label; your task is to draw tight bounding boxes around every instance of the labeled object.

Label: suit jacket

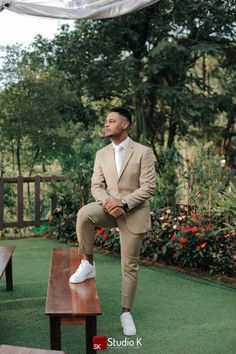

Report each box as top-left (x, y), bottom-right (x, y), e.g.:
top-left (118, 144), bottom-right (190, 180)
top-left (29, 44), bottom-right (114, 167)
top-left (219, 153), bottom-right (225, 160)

top-left (91, 138), bottom-right (156, 234)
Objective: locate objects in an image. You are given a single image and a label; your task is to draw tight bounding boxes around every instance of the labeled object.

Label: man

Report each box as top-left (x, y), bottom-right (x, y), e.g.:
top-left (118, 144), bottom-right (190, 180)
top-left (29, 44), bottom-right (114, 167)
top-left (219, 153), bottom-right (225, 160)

top-left (69, 107), bottom-right (156, 336)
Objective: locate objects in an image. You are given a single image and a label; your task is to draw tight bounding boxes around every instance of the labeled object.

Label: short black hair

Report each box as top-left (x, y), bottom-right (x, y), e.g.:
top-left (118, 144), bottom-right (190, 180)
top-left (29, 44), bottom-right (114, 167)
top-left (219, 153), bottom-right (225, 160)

top-left (110, 107), bottom-right (132, 126)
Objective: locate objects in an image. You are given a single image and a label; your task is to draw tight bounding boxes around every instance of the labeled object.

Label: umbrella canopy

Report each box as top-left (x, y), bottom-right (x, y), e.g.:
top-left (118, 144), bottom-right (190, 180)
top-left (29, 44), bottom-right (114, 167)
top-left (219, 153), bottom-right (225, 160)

top-left (0, 0), bottom-right (160, 19)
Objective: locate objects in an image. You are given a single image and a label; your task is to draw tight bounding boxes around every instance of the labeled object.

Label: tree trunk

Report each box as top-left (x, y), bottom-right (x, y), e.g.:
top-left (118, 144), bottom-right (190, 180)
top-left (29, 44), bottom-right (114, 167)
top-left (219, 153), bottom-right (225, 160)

top-left (167, 104), bottom-right (177, 148)
top-left (0, 153), bottom-right (4, 177)
top-left (134, 89), bottom-right (146, 141)
top-left (222, 110), bottom-right (235, 167)
top-left (16, 138), bottom-right (22, 176)
top-left (28, 147), bottom-right (40, 177)
top-left (11, 140), bottom-right (16, 175)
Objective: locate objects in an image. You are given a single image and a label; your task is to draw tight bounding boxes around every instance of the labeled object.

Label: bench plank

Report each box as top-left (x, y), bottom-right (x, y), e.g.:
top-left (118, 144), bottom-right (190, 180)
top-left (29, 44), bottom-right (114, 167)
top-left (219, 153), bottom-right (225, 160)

top-left (0, 345), bottom-right (65, 354)
top-left (45, 248), bottom-right (102, 353)
top-left (0, 245), bottom-right (15, 291)
top-left (45, 248), bottom-right (101, 316)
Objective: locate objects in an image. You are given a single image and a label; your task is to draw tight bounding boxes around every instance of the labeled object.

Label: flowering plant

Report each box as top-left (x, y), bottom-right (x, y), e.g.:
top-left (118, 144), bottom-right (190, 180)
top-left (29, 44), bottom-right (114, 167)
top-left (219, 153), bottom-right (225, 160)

top-left (94, 226), bottom-right (120, 252)
top-left (141, 206), bottom-right (235, 275)
top-left (49, 206), bottom-right (77, 242)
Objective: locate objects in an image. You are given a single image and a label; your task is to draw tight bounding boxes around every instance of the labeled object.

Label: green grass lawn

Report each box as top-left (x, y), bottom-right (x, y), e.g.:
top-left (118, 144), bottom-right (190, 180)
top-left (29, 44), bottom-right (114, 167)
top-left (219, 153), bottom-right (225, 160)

top-left (0, 237), bottom-right (236, 354)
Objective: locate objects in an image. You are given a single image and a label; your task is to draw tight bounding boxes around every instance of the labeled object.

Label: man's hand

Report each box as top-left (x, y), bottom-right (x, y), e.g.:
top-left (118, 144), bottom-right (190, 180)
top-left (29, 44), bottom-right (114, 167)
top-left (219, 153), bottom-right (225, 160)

top-left (108, 207), bottom-right (126, 218)
top-left (103, 197), bottom-right (123, 213)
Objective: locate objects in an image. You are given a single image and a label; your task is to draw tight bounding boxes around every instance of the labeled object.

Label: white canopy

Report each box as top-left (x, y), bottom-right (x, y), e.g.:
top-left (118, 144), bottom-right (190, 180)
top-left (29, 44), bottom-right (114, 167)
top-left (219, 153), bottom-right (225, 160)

top-left (0, 0), bottom-right (160, 19)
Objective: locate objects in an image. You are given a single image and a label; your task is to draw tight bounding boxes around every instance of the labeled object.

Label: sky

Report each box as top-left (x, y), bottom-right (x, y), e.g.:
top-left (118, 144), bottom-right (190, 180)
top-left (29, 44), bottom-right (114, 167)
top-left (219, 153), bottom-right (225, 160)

top-left (0, 9), bottom-right (75, 47)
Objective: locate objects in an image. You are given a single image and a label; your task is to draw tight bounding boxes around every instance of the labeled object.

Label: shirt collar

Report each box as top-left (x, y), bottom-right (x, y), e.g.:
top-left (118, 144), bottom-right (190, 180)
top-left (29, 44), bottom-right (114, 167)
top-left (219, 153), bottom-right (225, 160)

top-left (112, 136), bottom-right (130, 150)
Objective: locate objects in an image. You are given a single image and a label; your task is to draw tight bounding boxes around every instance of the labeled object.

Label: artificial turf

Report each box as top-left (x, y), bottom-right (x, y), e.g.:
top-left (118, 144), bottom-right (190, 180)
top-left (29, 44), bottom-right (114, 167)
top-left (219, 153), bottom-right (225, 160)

top-left (0, 237), bottom-right (235, 354)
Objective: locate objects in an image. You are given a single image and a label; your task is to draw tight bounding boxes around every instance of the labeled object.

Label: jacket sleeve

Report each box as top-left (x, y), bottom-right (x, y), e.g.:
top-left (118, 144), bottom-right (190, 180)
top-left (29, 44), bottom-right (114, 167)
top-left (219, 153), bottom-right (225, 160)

top-left (125, 147), bottom-right (156, 209)
top-left (91, 151), bottom-right (110, 204)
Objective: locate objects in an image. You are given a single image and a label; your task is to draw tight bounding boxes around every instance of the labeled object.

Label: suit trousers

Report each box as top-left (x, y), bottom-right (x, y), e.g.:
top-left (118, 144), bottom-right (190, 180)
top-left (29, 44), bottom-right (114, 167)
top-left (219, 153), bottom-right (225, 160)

top-left (76, 202), bottom-right (144, 309)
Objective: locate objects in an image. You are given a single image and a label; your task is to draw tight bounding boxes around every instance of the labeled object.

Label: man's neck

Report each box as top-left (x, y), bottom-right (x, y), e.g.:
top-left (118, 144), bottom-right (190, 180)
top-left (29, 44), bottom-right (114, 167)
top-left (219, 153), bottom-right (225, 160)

top-left (112, 135), bottom-right (129, 145)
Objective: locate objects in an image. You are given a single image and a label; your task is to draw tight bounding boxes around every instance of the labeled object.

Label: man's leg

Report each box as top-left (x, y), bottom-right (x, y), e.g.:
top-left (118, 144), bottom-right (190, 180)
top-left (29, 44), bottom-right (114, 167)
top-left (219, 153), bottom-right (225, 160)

top-left (119, 227), bottom-right (144, 310)
top-left (76, 202), bottom-right (117, 259)
top-left (118, 219), bottom-right (144, 335)
top-left (70, 202), bottom-right (117, 283)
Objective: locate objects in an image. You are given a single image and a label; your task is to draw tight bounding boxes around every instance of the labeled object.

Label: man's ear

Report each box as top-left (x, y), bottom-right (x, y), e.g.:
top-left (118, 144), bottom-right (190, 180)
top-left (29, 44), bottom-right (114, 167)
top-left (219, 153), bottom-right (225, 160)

top-left (122, 121), bottom-right (129, 130)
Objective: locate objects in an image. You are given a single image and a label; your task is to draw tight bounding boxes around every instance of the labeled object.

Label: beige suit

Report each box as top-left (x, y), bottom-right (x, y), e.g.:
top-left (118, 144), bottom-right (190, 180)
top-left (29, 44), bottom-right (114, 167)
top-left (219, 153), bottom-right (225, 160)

top-left (77, 138), bottom-right (156, 308)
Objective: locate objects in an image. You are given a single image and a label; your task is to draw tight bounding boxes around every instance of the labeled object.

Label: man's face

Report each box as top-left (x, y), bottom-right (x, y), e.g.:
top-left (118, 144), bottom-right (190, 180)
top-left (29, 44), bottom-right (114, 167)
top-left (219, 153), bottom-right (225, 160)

top-left (104, 112), bottom-right (129, 138)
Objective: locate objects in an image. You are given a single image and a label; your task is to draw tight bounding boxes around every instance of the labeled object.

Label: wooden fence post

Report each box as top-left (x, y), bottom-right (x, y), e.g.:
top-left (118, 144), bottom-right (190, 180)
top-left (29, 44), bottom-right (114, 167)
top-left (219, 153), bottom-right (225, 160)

top-left (51, 175), bottom-right (58, 214)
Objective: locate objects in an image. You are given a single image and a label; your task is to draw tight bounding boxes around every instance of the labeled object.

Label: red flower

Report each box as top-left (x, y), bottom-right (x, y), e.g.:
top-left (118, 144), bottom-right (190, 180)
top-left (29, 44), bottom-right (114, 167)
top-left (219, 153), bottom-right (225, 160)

top-left (61, 221), bottom-right (65, 226)
top-left (190, 212), bottom-right (201, 220)
top-left (180, 237), bottom-right (188, 243)
top-left (200, 242), bottom-right (207, 248)
top-left (49, 215), bottom-right (54, 222)
top-left (96, 227), bottom-right (105, 235)
top-left (180, 225), bottom-right (187, 233)
top-left (103, 234), bottom-right (109, 241)
top-left (188, 226), bottom-right (198, 233)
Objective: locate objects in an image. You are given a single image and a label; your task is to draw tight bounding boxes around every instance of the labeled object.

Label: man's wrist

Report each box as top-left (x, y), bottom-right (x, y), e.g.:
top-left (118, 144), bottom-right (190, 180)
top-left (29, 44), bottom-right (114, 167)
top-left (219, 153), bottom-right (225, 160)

top-left (121, 198), bottom-right (129, 210)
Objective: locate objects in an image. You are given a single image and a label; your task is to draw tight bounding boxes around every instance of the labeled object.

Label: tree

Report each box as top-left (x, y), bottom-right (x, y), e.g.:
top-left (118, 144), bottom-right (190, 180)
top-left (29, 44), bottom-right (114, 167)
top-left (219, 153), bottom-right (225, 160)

top-left (0, 61), bottom-right (73, 175)
top-left (28, 0), bottom-right (236, 159)
top-left (1, 1), bottom-right (235, 173)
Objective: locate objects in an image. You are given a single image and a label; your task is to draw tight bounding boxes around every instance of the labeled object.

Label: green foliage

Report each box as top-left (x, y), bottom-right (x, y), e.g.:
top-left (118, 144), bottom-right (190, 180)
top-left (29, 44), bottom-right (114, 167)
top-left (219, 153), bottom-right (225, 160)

top-left (49, 132), bottom-right (105, 242)
top-left (214, 184), bottom-right (236, 224)
top-left (180, 142), bottom-right (234, 223)
top-left (49, 191), bottom-right (78, 243)
top-left (150, 147), bottom-right (182, 208)
top-left (143, 207), bottom-right (235, 275)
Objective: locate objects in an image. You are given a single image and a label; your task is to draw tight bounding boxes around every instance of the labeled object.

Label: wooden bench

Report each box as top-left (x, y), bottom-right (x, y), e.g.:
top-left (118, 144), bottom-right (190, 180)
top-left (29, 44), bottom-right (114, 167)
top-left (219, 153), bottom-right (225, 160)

top-left (45, 248), bottom-right (102, 354)
top-left (0, 245), bottom-right (15, 291)
top-left (0, 345), bottom-right (65, 354)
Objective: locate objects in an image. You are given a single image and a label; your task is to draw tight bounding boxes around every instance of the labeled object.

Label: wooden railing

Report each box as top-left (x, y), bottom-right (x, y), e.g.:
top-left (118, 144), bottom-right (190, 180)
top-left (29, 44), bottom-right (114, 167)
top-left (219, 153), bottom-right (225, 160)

top-left (0, 176), bottom-right (65, 230)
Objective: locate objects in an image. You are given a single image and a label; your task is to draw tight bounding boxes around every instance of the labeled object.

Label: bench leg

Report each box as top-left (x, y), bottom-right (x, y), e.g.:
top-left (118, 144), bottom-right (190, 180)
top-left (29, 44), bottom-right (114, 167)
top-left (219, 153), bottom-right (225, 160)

top-left (49, 316), bottom-right (61, 350)
top-left (5, 257), bottom-right (13, 291)
top-left (86, 316), bottom-right (97, 354)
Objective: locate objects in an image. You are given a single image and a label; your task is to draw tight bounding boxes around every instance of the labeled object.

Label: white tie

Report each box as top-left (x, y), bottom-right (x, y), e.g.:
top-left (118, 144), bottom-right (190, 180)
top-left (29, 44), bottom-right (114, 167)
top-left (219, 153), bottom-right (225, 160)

top-left (114, 145), bottom-right (124, 176)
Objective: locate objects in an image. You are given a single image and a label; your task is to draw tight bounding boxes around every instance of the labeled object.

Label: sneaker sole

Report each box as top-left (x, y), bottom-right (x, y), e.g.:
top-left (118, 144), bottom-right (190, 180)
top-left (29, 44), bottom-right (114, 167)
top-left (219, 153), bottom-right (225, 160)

top-left (69, 274), bottom-right (96, 284)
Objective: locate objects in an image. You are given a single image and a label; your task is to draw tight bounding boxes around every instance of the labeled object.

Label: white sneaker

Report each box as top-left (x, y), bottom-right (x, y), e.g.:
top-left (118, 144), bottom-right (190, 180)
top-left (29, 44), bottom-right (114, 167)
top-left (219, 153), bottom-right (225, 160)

top-left (120, 312), bottom-right (136, 336)
top-left (69, 259), bottom-right (96, 283)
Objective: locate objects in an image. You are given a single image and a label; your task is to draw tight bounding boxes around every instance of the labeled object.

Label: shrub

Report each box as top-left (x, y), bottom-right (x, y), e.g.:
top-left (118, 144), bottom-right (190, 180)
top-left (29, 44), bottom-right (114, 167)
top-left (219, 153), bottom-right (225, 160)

top-left (94, 226), bottom-right (120, 253)
top-left (49, 179), bottom-right (79, 242)
top-left (48, 132), bottom-right (105, 242)
top-left (143, 207), bottom-right (235, 275)
top-left (179, 142), bottom-right (234, 224)
top-left (151, 147), bottom-right (181, 209)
